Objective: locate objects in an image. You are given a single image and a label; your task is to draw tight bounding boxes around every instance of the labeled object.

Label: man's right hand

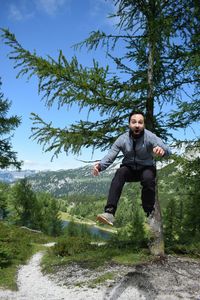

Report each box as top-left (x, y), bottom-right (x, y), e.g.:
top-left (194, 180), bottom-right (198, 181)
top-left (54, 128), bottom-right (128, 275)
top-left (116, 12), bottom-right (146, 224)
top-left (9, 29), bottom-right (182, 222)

top-left (93, 162), bottom-right (101, 176)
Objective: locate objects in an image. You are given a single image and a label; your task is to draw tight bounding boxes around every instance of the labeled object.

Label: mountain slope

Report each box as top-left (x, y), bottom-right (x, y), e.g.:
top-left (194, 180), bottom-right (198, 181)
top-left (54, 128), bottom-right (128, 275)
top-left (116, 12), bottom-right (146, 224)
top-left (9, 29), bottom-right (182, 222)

top-left (0, 161), bottom-right (178, 198)
top-left (27, 164), bottom-right (117, 197)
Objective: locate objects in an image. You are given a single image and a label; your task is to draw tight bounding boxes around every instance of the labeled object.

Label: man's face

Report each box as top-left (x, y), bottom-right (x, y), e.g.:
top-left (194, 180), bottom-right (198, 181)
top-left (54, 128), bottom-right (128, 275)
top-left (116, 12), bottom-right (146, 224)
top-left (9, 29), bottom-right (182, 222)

top-left (129, 114), bottom-right (145, 136)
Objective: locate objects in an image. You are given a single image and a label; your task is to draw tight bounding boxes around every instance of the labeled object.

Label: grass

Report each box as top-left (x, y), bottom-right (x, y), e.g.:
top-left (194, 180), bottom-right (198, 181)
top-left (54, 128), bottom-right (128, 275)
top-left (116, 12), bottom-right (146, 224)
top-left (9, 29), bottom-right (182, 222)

top-left (0, 265), bottom-right (19, 290)
top-left (87, 272), bottom-right (115, 288)
top-left (0, 221), bottom-right (55, 290)
top-left (42, 235), bottom-right (152, 273)
top-left (112, 250), bottom-right (153, 265)
top-left (40, 238), bottom-right (153, 288)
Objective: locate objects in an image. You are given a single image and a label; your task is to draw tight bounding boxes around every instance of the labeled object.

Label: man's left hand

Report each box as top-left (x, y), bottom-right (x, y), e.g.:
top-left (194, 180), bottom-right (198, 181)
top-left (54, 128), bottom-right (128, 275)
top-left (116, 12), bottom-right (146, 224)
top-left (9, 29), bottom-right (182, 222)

top-left (153, 146), bottom-right (165, 157)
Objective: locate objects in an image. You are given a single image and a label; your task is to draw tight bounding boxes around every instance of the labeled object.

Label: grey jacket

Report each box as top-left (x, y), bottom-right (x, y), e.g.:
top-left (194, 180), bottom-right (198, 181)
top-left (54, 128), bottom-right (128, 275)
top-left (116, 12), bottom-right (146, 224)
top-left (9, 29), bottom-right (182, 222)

top-left (99, 129), bottom-right (171, 171)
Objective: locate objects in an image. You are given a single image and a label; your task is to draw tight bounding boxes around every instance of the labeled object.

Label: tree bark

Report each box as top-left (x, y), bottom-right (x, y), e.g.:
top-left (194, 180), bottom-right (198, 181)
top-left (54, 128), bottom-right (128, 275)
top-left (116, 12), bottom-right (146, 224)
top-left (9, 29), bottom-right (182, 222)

top-left (148, 178), bottom-right (165, 256)
top-left (146, 34), bottom-right (165, 256)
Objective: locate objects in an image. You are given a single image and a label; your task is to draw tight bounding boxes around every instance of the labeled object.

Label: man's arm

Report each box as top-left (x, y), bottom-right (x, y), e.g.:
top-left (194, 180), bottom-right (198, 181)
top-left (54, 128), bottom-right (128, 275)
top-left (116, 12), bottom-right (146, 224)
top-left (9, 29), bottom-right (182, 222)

top-left (92, 137), bottom-right (121, 176)
top-left (93, 162), bottom-right (101, 176)
top-left (153, 146), bottom-right (165, 157)
top-left (149, 132), bottom-right (171, 157)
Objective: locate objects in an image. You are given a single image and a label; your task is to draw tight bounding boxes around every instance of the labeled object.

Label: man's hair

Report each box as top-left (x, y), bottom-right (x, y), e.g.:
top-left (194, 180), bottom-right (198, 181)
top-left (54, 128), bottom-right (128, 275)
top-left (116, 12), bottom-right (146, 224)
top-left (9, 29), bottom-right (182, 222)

top-left (128, 110), bottom-right (145, 123)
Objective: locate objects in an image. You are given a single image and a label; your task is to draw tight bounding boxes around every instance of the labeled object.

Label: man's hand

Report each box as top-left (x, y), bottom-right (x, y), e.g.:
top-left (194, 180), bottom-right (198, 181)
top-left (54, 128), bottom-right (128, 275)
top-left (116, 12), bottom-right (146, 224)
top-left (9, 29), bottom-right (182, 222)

top-left (153, 146), bottom-right (165, 157)
top-left (92, 162), bottom-right (101, 176)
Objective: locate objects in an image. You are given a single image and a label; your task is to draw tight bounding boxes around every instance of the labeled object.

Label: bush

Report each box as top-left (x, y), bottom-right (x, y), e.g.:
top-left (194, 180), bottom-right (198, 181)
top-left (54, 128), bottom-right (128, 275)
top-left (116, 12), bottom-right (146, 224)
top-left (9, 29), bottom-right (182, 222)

top-left (166, 243), bottom-right (200, 257)
top-left (0, 221), bottom-right (54, 269)
top-left (0, 243), bottom-right (13, 267)
top-left (0, 222), bottom-right (33, 268)
top-left (53, 236), bottom-right (93, 257)
top-left (63, 221), bottom-right (97, 240)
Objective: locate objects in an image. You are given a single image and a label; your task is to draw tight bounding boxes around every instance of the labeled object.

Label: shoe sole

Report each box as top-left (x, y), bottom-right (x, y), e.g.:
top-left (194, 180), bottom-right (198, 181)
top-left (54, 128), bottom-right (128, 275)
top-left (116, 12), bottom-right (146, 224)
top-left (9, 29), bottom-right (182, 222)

top-left (96, 215), bottom-right (113, 226)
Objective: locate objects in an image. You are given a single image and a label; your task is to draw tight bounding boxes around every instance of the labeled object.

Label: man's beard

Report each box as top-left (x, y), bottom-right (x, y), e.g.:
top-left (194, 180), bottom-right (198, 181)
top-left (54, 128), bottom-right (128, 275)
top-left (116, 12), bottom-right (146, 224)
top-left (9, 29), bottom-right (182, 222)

top-left (132, 128), bottom-right (144, 138)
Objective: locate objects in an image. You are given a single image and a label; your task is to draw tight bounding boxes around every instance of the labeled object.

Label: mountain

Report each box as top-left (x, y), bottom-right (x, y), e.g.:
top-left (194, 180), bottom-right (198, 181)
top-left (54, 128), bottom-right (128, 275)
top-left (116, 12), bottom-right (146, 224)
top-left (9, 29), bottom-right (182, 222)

top-left (1, 147), bottom-right (197, 198)
top-left (0, 164), bottom-right (119, 197)
top-left (0, 160), bottom-right (173, 197)
top-left (0, 160), bottom-right (176, 197)
top-left (0, 169), bottom-right (38, 183)
top-left (27, 164), bottom-right (118, 197)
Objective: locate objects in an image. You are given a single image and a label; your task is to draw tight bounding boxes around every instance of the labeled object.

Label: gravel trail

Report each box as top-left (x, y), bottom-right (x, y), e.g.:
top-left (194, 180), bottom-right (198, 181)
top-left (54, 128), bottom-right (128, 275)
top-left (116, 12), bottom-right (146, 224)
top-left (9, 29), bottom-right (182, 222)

top-left (0, 246), bottom-right (200, 300)
top-left (0, 250), bottom-right (105, 300)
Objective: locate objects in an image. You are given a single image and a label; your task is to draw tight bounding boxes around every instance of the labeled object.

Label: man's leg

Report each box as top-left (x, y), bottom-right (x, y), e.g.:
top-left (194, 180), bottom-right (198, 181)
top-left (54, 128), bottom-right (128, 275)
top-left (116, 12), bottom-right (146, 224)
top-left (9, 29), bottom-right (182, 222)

top-left (140, 167), bottom-right (156, 216)
top-left (104, 166), bottom-right (135, 215)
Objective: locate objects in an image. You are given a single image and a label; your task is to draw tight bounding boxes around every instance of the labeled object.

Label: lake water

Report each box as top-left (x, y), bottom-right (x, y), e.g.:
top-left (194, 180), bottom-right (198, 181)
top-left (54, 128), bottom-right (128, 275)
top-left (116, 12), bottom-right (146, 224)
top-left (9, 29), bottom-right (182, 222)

top-left (62, 220), bottom-right (112, 240)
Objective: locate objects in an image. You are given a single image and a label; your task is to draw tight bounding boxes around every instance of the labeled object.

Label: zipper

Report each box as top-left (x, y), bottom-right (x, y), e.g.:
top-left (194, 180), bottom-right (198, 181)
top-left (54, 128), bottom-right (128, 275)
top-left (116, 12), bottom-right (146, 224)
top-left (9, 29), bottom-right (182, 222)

top-left (133, 139), bottom-right (137, 169)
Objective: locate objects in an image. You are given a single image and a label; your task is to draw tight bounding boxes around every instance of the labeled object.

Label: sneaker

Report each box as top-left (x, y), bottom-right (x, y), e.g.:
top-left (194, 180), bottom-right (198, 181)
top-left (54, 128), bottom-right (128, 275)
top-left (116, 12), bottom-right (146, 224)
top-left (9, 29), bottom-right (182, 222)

top-left (96, 212), bottom-right (115, 226)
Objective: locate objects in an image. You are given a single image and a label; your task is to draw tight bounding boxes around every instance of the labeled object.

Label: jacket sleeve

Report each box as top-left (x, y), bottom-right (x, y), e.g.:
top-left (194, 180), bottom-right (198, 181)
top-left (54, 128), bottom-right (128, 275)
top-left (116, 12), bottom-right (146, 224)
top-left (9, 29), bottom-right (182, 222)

top-left (149, 133), bottom-right (172, 157)
top-left (99, 137), bottom-right (122, 171)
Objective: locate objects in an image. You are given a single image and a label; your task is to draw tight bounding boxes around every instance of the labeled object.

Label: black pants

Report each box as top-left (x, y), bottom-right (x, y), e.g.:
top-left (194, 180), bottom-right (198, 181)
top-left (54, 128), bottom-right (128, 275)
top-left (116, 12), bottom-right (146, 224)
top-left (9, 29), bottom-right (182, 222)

top-left (105, 165), bottom-right (156, 216)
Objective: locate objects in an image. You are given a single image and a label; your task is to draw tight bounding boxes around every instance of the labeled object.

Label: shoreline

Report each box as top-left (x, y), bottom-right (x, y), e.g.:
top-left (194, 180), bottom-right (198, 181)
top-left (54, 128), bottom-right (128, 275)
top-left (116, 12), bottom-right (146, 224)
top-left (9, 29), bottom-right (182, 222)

top-left (59, 211), bottom-right (117, 234)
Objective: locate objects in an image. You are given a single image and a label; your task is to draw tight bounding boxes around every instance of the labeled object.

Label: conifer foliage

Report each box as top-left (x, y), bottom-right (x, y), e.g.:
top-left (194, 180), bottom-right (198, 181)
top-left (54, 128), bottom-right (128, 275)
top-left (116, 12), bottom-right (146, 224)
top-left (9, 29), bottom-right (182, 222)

top-left (1, 0), bottom-right (199, 157)
top-left (0, 79), bottom-right (21, 169)
top-left (10, 179), bottom-right (62, 236)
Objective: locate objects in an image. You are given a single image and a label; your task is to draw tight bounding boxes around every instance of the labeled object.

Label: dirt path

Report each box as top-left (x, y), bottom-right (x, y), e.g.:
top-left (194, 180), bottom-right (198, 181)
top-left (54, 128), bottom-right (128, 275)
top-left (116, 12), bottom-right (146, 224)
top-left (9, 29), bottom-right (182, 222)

top-left (0, 248), bottom-right (200, 300)
top-left (0, 250), bottom-right (105, 300)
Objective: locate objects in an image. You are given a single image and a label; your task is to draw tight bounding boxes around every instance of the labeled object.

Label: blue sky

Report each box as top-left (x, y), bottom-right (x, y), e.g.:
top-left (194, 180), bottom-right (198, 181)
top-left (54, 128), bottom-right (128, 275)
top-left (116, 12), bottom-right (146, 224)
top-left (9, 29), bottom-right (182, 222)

top-left (0, 0), bottom-right (118, 170)
top-left (0, 0), bottom-right (198, 171)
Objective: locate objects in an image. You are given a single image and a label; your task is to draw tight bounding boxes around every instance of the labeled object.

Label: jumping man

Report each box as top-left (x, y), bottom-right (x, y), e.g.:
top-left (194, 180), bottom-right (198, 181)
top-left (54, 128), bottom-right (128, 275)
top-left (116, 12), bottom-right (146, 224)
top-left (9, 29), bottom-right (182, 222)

top-left (93, 110), bottom-right (171, 226)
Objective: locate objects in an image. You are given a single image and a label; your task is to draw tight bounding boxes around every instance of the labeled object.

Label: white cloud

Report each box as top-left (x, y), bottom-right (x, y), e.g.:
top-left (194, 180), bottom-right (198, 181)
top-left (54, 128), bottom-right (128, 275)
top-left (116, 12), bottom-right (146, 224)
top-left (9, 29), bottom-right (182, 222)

top-left (36, 0), bottom-right (69, 16)
top-left (8, 2), bottom-right (34, 21)
top-left (9, 4), bottom-right (23, 21)
top-left (89, 0), bottom-right (119, 28)
top-left (22, 158), bottom-right (83, 171)
top-left (89, 0), bottom-right (111, 17)
top-left (8, 0), bottom-right (69, 21)
top-left (22, 159), bottom-right (50, 170)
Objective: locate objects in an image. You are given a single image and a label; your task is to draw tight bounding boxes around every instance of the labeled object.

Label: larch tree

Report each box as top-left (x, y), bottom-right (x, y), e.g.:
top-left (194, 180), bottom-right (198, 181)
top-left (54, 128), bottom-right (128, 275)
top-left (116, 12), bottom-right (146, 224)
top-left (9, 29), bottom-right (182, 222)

top-left (1, 0), bottom-right (199, 255)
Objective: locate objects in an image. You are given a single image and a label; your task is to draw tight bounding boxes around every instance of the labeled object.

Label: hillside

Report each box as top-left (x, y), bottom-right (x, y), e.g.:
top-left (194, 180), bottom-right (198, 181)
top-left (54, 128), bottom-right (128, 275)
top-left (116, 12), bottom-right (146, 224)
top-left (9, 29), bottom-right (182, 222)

top-left (30, 162), bottom-right (177, 198)
top-left (23, 164), bottom-right (118, 197)
top-left (0, 162), bottom-right (178, 199)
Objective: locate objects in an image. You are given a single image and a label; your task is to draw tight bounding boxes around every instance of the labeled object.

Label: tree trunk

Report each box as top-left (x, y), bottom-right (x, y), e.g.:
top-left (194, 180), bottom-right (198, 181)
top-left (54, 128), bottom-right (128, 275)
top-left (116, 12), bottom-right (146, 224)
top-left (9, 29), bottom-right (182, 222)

top-left (148, 178), bottom-right (165, 256)
top-left (146, 43), bottom-right (154, 132)
top-left (146, 38), bottom-right (165, 256)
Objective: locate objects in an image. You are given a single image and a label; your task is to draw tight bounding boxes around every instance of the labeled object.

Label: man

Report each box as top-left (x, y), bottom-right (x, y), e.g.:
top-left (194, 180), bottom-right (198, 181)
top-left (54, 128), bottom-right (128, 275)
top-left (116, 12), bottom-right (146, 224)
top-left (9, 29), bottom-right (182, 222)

top-left (93, 110), bottom-right (171, 226)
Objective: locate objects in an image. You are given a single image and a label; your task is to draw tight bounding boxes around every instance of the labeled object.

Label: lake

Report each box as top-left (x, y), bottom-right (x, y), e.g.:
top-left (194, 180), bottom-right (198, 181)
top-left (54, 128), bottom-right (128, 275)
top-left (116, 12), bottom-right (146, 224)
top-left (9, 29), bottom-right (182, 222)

top-left (62, 220), bottom-right (112, 240)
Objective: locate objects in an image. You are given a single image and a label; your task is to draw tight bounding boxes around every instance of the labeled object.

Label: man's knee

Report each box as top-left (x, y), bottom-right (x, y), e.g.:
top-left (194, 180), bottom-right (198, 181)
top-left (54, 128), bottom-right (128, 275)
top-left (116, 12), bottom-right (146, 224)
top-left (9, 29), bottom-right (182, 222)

top-left (115, 166), bottom-right (130, 178)
top-left (141, 168), bottom-right (156, 186)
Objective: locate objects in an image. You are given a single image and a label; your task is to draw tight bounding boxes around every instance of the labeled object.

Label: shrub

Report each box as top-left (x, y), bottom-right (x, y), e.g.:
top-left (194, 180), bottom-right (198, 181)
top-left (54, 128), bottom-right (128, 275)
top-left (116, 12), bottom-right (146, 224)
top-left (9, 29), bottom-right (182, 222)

top-left (166, 243), bottom-right (200, 257)
top-left (0, 243), bottom-right (13, 267)
top-left (53, 236), bottom-right (93, 257)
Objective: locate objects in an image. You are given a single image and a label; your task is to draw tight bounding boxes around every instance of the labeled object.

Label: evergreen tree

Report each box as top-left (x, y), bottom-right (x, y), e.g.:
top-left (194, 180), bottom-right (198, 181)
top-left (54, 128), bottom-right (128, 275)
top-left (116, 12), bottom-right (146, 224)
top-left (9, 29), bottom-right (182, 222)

top-left (11, 178), bottom-right (38, 228)
top-left (163, 198), bottom-right (179, 247)
top-left (183, 192), bottom-right (200, 243)
top-left (176, 199), bottom-right (184, 241)
top-left (37, 192), bottom-right (62, 236)
top-left (168, 0), bottom-right (200, 130)
top-left (0, 182), bottom-right (9, 219)
top-left (129, 200), bottom-right (146, 248)
top-left (0, 79), bottom-right (21, 169)
top-left (1, 1), bottom-right (199, 155)
top-left (177, 147), bottom-right (200, 243)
